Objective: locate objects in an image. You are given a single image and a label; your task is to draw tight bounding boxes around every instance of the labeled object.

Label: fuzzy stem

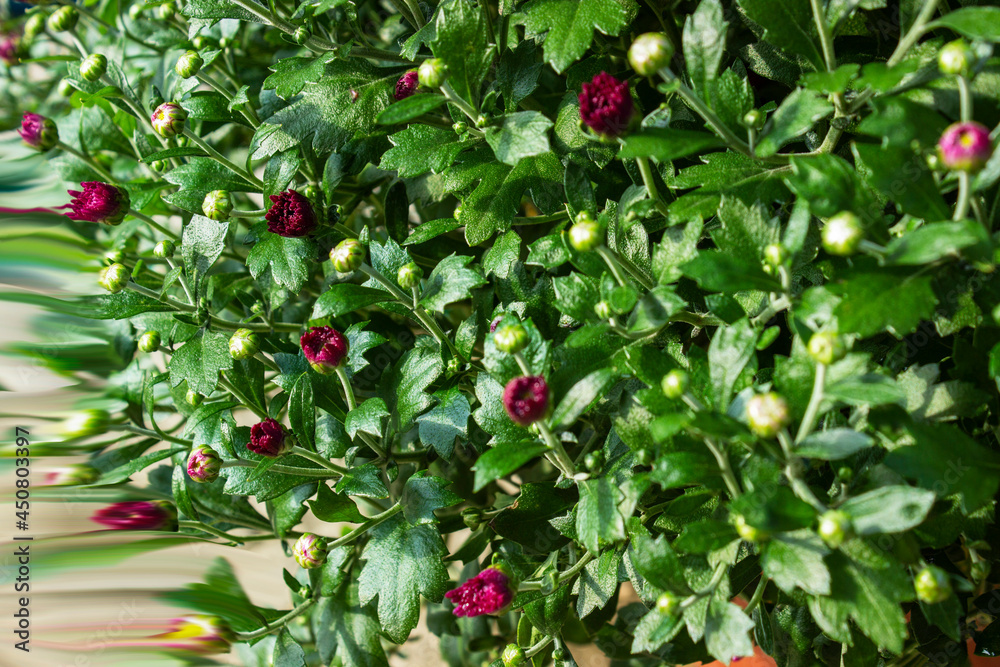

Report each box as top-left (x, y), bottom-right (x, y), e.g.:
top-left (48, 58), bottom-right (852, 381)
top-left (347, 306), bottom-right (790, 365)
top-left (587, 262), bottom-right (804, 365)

top-left (796, 363), bottom-right (827, 443)
top-left (218, 375), bottom-right (268, 420)
top-left (110, 423), bottom-right (192, 445)
top-left (957, 75), bottom-right (973, 122)
top-left (234, 598), bottom-right (317, 641)
top-left (326, 503), bottom-right (403, 549)
top-left (635, 156), bottom-right (671, 217)
top-left (335, 366), bottom-right (357, 411)
top-left (222, 459), bottom-right (342, 477)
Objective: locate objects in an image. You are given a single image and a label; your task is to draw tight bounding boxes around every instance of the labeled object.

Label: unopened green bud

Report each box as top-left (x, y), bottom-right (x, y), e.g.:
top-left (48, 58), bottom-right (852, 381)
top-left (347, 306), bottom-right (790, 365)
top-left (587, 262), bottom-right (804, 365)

top-left (138, 330), bottom-right (162, 353)
top-left (330, 238), bottom-right (365, 273)
top-left (156, 2), bottom-right (176, 20)
top-left (192, 35), bottom-right (212, 50)
top-left (229, 328), bottom-right (260, 360)
top-left (822, 212), bottom-right (864, 256)
top-left (494, 323), bottom-right (528, 354)
top-left (502, 644), bottom-right (527, 667)
top-left (914, 565), bottom-right (952, 604)
top-left (59, 78), bottom-right (76, 97)
top-left (219, 37), bottom-right (234, 49)
top-left (807, 331), bottom-right (846, 365)
top-left (837, 466), bottom-right (854, 483)
top-left (746, 392), bottom-right (790, 438)
top-left (128, 3), bottom-right (144, 20)
top-left (734, 515), bottom-right (765, 542)
top-left (153, 240), bottom-right (176, 259)
top-left (938, 39), bottom-right (973, 77)
top-left (461, 507), bottom-right (483, 530)
top-left (661, 369), bottom-right (689, 400)
top-left (80, 54), bottom-right (108, 82)
top-left (201, 190), bottom-right (233, 221)
top-left (594, 300), bottom-right (611, 320)
top-left (656, 592), bottom-right (679, 616)
top-left (817, 510), bottom-right (852, 549)
top-left (584, 450), bottom-right (604, 472)
top-left (568, 217), bottom-right (602, 252)
top-left (628, 32), bottom-right (674, 76)
top-left (48, 5), bottom-right (79, 32)
top-left (24, 13), bottom-right (47, 39)
top-left (175, 50), bottom-right (204, 79)
top-left (417, 58), bottom-right (447, 88)
top-left (397, 262), bottom-right (423, 289)
top-left (150, 160), bottom-right (167, 172)
top-left (98, 263), bottom-right (131, 294)
top-left (453, 121), bottom-right (468, 134)
top-left (60, 409), bottom-right (110, 439)
top-left (185, 390), bottom-right (204, 407)
top-left (763, 243), bottom-right (788, 272)
top-left (293, 26), bottom-right (311, 44)
top-left (292, 533), bottom-right (328, 569)
top-left (742, 109), bottom-right (765, 130)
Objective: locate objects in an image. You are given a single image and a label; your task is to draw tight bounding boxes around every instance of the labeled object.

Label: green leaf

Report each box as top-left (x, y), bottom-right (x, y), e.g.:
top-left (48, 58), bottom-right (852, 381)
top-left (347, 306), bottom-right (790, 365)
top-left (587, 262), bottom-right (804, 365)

top-left (884, 220), bottom-right (989, 266)
top-left (381, 125), bottom-right (474, 178)
top-left (553, 272), bottom-right (599, 322)
top-left (168, 329), bottom-right (234, 395)
top-left (484, 111), bottom-right (554, 166)
top-left (358, 514), bottom-right (449, 643)
top-left (672, 519), bottom-right (739, 554)
top-left (387, 341), bottom-right (444, 429)
top-left (708, 318), bottom-right (758, 407)
top-left (831, 267), bottom-right (938, 338)
top-left (401, 471), bottom-right (462, 525)
top-left (139, 146), bottom-right (207, 163)
top-left (376, 93), bottom-right (448, 125)
top-left (95, 446), bottom-right (187, 485)
top-left (550, 367), bottom-right (617, 430)
top-left (577, 476), bottom-right (626, 553)
top-left (416, 387), bottom-right (470, 459)
top-left (419, 254), bottom-right (487, 313)
top-left (181, 215), bottom-right (228, 283)
top-left (683, 251), bottom-right (781, 293)
top-left (159, 558), bottom-right (270, 633)
top-left (524, 583), bottom-right (572, 635)
top-left (308, 482), bottom-right (366, 523)
top-left (264, 53), bottom-right (336, 99)
top-left (345, 398), bottom-right (390, 439)
top-left (704, 598), bottom-right (756, 664)
top-left (288, 374), bottom-right (316, 450)
top-left (856, 97), bottom-right (948, 148)
top-left (795, 429), bottom-right (873, 460)
top-left (739, 0), bottom-right (824, 69)
top-left (246, 227), bottom-right (318, 294)
top-left (930, 7), bottom-right (1000, 41)
top-left (430, 0), bottom-right (493, 104)
top-left (312, 284), bottom-right (396, 319)
top-left (516, 0), bottom-right (631, 73)
top-left (683, 0), bottom-right (726, 99)
top-left (632, 608), bottom-right (684, 653)
top-left (182, 0), bottom-right (265, 22)
top-left (274, 628), bottom-right (306, 667)
top-left (761, 530), bottom-right (831, 595)
top-left (853, 143), bottom-right (950, 221)
top-left (629, 531), bottom-right (690, 592)
top-left (163, 158), bottom-right (256, 214)
top-left (474, 373), bottom-right (531, 445)
top-left (314, 584), bottom-right (388, 667)
top-left (473, 439), bottom-right (548, 492)
top-left (839, 486), bottom-right (936, 536)
top-left (335, 463), bottom-right (390, 499)
top-left (667, 152), bottom-right (789, 224)
top-left (754, 89), bottom-right (833, 157)
top-left (269, 483), bottom-right (317, 537)
top-left (575, 548), bottom-right (621, 619)
top-left (619, 129), bottom-right (726, 162)
top-left (527, 234), bottom-right (571, 269)
top-left (785, 153), bottom-right (867, 218)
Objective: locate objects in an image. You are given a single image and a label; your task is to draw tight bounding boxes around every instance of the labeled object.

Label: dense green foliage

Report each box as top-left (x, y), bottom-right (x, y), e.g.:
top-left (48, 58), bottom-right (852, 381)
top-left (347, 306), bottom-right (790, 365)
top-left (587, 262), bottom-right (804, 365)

top-left (4, 0), bottom-right (1000, 665)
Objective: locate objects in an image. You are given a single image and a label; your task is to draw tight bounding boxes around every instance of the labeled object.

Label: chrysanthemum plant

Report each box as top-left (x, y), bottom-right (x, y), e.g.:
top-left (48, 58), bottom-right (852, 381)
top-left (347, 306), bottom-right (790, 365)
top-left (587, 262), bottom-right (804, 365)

top-left (6, 0), bottom-right (1000, 664)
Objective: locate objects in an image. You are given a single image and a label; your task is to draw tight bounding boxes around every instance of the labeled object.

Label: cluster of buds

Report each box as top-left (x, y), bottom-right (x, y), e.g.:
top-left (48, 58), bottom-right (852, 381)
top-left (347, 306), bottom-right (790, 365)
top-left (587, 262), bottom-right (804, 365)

top-left (292, 533), bottom-right (328, 569)
top-left (265, 189), bottom-right (317, 237)
top-left (98, 263), bottom-right (131, 293)
top-left (300, 326), bottom-right (349, 373)
top-left (746, 392), bottom-right (790, 438)
top-left (330, 238), bottom-right (365, 273)
top-left (186, 445), bottom-right (222, 483)
top-left (445, 563), bottom-right (517, 617)
top-left (202, 190), bottom-right (232, 221)
top-left (248, 418), bottom-right (294, 458)
top-left (822, 211), bottom-right (864, 256)
top-left (18, 112), bottom-right (59, 151)
top-left (229, 328), bottom-right (260, 360)
top-left (92, 500), bottom-right (177, 531)
top-left (762, 243), bottom-right (788, 275)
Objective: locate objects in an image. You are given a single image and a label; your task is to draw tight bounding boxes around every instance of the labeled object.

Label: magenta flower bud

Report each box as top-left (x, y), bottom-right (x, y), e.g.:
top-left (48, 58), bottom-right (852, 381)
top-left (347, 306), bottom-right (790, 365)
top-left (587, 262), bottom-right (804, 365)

top-left (18, 112), bottom-right (59, 151)
top-left (502, 375), bottom-right (549, 426)
top-left (154, 615), bottom-right (234, 654)
top-left (265, 189), bottom-right (317, 237)
top-left (151, 102), bottom-right (187, 138)
top-left (186, 445), bottom-right (222, 483)
top-left (938, 121), bottom-right (993, 173)
top-left (579, 72), bottom-right (635, 139)
top-left (394, 70), bottom-right (419, 100)
top-left (92, 500), bottom-right (177, 531)
top-left (0, 35), bottom-right (21, 67)
top-left (43, 464), bottom-right (100, 486)
top-left (489, 316), bottom-right (503, 333)
top-left (292, 533), bottom-right (328, 569)
top-left (63, 182), bottom-right (130, 225)
top-left (445, 564), bottom-right (517, 617)
top-left (248, 418), bottom-right (293, 458)
top-left (300, 326), bottom-right (349, 374)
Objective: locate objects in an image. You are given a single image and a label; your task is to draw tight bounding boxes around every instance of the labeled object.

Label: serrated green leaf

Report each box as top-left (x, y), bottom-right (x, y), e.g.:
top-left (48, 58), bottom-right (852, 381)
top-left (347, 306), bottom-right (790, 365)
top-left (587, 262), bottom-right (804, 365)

top-left (484, 111), bottom-right (554, 166)
top-left (168, 329), bottom-right (234, 395)
top-left (516, 0), bottom-right (631, 73)
top-left (381, 125), bottom-right (474, 178)
top-left (401, 471), bottom-right (462, 525)
top-left (419, 254), bottom-right (486, 312)
top-left (416, 387), bottom-right (470, 459)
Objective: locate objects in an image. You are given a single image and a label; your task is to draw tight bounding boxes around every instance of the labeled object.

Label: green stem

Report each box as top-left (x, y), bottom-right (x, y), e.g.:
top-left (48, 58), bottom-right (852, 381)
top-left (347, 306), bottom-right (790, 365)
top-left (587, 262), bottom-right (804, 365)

top-left (223, 459), bottom-right (342, 477)
top-left (744, 576), bottom-right (768, 615)
top-left (796, 363), bottom-right (827, 443)
top-left (335, 366), bottom-right (357, 411)
top-left (705, 439), bottom-right (742, 499)
top-left (57, 141), bottom-right (114, 182)
top-left (234, 598), bottom-right (317, 641)
top-left (231, 209), bottom-right (267, 218)
top-left (110, 423), bottom-right (192, 445)
top-left (195, 72), bottom-right (260, 128)
top-left (525, 635), bottom-right (555, 658)
top-left (778, 430), bottom-right (828, 512)
top-left (403, 0), bottom-right (425, 27)
top-left (166, 258), bottom-right (195, 305)
top-left (751, 295), bottom-right (792, 328)
top-left (183, 130), bottom-right (263, 189)
top-left (957, 76), bottom-right (973, 122)
top-left (635, 156), bottom-right (671, 217)
top-left (255, 353), bottom-right (281, 372)
top-left (537, 420), bottom-right (576, 478)
top-left (953, 172), bottom-right (972, 221)
top-left (440, 81), bottom-right (480, 124)
top-left (178, 519), bottom-right (248, 544)
top-left (681, 561), bottom-right (728, 610)
top-left (520, 551), bottom-right (595, 591)
top-left (130, 210), bottom-right (180, 240)
top-left (218, 375), bottom-right (268, 420)
top-left (596, 246), bottom-right (628, 287)
top-left (289, 446), bottom-right (348, 474)
top-left (810, 0), bottom-right (838, 74)
top-left (327, 503), bottom-right (403, 549)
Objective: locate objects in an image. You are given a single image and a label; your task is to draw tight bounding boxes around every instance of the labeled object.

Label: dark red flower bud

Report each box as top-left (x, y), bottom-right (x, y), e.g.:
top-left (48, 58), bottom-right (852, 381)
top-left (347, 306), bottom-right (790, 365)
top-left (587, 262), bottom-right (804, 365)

top-left (265, 189), bottom-right (317, 237)
top-left (502, 375), bottom-right (549, 426)
top-left (394, 70), bottom-right (419, 101)
top-left (445, 564), bottom-right (517, 617)
top-left (92, 500), bottom-right (177, 531)
top-left (18, 112), bottom-right (59, 151)
top-left (249, 418), bottom-right (292, 458)
top-left (0, 34), bottom-right (20, 67)
top-left (300, 326), bottom-right (349, 373)
top-left (62, 182), bottom-right (130, 225)
top-left (579, 72), bottom-right (635, 138)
